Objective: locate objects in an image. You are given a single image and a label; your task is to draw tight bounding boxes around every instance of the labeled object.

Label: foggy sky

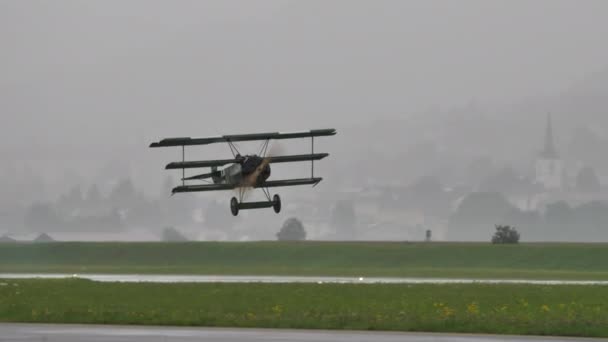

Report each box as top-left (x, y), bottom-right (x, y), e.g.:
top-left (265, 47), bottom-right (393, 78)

top-left (3, 0), bottom-right (608, 243)
top-left (2, 0), bottom-right (608, 195)
top-left (3, 0), bottom-right (608, 141)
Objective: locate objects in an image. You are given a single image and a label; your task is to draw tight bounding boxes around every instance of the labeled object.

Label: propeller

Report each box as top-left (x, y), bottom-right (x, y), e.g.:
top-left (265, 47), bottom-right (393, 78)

top-left (237, 143), bottom-right (284, 201)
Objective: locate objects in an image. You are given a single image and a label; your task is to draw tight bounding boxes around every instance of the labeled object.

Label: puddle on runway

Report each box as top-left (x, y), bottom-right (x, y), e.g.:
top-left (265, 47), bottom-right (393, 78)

top-left (1, 273), bottom-right (608, 285)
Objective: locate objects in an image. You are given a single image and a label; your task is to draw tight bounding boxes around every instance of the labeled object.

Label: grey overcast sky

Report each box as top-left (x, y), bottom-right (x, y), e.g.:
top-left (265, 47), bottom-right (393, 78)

top-left (2, 0), bottom-right (608, 147)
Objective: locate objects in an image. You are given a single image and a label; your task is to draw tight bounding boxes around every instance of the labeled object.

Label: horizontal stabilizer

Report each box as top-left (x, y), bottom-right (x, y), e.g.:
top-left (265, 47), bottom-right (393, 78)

top-left (150, 129), bottom-right (336, 147)
top-left (182, 171), bottom-right (221, 181)
top-left (166, 159), bottom-right (237, 170)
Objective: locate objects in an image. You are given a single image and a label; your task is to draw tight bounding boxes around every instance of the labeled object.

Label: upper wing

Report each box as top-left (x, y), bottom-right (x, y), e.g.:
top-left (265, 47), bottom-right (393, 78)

top-left (256, 178), bottom-right (323, 188)
top-left (150, 129), bottom-right (336, 148)
top-left (150, 137), bottom-right (225, 148)
top-left (171, 183), bottom-right (235, 194)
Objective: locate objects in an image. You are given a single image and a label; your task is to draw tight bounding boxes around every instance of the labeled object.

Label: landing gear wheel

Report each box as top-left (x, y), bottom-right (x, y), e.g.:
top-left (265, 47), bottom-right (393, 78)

top-left (230, 197), bottom-right (239, 216)
top-left (272, 194), bottom-right (281, 214)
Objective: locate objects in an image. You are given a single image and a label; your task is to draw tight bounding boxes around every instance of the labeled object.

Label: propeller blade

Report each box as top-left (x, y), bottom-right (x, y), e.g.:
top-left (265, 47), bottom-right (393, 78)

top-left (238, 142), bottom-right (283, 196)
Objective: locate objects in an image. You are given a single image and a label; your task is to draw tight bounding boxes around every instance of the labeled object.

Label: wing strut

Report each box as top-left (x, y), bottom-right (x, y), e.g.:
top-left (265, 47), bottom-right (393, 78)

top-left (227, 141), bottom-right (240, 158)
top-left (259, 139), bottom-right (270, 157)
top-left (182, 145), bottom-right (185, 186)
top-left (311, 136), bottom-right (314, 178)
top-left (261, 187), bottom-right (272, 201)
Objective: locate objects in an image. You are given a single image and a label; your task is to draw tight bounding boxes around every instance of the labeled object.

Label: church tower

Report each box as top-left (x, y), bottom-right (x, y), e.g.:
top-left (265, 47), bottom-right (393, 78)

top-left (535, 114), bottom-right (564, 190)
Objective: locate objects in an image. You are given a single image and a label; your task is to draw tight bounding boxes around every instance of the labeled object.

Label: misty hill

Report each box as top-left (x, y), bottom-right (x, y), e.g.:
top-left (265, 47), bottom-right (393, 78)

top-left (332, 68), bottom-right (608, 188)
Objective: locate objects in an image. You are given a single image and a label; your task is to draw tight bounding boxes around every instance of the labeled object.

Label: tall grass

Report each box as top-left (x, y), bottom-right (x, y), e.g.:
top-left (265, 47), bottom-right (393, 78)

top-left (1, 278), bottom-right (607, 337)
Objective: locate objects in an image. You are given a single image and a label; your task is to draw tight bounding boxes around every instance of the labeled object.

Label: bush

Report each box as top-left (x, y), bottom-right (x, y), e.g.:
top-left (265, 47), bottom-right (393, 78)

top-left (330, 200), bottom-right (356, 240)
top-left (161, 227), bottom-right (188, 242)
top-left (277, 218), bottom-right (306, 241)
top-left (491, 225), bottom-right (520, 244)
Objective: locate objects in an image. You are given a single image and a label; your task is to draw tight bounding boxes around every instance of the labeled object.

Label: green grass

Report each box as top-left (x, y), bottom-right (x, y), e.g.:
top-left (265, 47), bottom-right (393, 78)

top-left (1, 241), bottom-right (608, 280)
top-left (1, 278), bottom-right (608, 337)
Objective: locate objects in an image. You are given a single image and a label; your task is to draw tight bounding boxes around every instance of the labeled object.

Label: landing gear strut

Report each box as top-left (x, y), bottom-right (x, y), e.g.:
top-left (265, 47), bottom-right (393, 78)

top-left (229, 194), bottom-right (281, 216)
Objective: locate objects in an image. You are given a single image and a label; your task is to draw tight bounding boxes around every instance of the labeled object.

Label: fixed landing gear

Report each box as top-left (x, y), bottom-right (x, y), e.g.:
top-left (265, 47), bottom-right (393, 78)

top-left (272, 194), bottom-right (281, 213)
top-left (230, 197), bottom-right (239, 216)
top-left (229, 194), bottom-right (281, 216)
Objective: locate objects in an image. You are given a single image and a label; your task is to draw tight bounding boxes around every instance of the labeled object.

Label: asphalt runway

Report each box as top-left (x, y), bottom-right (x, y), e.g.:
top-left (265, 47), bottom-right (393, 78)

top-left (1, 273), bottom-right (608, 285)
top-left (0, 324), bottom-right (602, 342)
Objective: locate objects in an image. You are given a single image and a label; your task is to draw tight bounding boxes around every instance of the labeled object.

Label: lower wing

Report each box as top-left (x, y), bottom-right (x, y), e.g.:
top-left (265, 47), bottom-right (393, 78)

top-left (171, 183), bottom-right (235, 194)
top-left (171, 178), bottom-right (323, 194)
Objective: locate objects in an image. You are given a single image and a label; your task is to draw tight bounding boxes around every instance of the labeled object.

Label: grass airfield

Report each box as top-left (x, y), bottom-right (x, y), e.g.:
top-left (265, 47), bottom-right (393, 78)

top-left (1, 241), bottom-right (608, 337)
top-left (1, 241), bottom-right (608, 280)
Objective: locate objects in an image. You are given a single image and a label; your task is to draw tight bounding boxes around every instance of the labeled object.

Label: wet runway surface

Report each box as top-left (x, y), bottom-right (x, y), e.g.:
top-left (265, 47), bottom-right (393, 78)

top-left (1, 273), bottom-right (608, 285)
top-left (0, 324), bottom-right (602, 342)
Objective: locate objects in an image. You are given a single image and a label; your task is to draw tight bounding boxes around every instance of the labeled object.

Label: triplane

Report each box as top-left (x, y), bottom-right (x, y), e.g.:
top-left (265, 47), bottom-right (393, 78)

top-left (150, 129), bottom-right (336, 216)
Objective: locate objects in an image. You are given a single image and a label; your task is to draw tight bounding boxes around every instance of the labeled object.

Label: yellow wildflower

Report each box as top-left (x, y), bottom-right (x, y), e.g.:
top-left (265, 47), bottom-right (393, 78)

top-left (441, 306), bottom-right (455, 319)
top-left (466, 302), bottom-right (479, 315)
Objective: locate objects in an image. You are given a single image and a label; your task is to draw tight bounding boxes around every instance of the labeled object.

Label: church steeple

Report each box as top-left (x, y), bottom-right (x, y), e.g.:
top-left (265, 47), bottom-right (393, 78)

top-left (540, 113), bottom-right (558, 159)
top-left (535, 113), bottom-right (563, 190)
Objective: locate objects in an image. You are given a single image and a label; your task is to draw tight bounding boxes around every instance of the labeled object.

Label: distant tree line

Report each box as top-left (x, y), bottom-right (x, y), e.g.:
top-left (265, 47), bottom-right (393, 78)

top-left (449, 192), bottom-right (608, 242)
top-left (22, 177), bottom-right (197, 233)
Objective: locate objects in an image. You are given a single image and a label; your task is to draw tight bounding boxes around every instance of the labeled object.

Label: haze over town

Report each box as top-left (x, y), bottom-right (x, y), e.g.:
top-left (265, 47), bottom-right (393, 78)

top-left (3, 0), bottom-right (608, 242)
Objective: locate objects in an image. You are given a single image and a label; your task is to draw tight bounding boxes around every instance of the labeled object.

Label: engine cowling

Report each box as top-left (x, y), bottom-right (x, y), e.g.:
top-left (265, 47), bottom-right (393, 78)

top-left (241, 155), bottom-right (271, 184)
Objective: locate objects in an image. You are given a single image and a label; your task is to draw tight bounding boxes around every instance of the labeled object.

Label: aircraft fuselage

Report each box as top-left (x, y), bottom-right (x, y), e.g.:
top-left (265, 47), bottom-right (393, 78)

top-left (219, 155), bottom-right (271, 186)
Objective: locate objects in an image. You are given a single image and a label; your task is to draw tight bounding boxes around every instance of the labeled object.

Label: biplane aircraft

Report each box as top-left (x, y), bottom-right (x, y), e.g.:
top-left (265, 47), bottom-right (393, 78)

top-left (150, 129), bottom-right (336, 216)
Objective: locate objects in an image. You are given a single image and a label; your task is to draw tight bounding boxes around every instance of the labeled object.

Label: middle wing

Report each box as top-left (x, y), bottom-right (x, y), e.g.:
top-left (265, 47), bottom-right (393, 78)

top-left (267, 153), bottom-right (328, 164)
top-left (165, 153), bottom-right (328, 170)
top-left (257, 178), bottom-right (323, 188)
